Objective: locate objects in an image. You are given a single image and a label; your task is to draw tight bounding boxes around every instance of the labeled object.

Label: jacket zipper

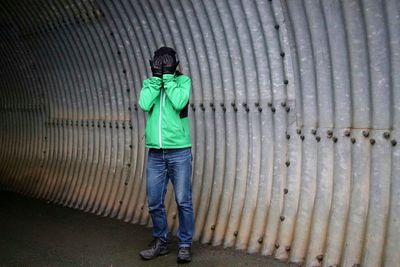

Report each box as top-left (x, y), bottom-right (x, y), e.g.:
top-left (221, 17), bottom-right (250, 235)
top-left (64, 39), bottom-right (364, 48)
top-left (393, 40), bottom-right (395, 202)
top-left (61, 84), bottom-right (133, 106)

top-left (159, 88), bottom-right (163, 148)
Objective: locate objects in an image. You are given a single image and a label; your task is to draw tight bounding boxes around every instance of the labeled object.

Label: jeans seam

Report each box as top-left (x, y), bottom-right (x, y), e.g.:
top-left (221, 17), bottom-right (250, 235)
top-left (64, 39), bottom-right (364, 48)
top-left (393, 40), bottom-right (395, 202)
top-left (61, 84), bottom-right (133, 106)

top-left (160, 169), bottom-right (168, 240)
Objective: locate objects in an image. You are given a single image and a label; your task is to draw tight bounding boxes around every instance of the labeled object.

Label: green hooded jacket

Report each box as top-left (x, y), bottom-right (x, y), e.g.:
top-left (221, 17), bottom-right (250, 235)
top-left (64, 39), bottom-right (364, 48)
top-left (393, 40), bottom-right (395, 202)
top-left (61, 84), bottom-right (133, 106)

top-left (139, 73), bottom-right (192, 149)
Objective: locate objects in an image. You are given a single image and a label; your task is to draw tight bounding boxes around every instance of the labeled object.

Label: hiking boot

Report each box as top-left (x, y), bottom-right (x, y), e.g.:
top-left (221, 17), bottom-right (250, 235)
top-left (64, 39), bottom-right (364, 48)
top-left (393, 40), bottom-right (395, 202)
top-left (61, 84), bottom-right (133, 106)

top-left (139, 238), bottom-right (169, 260)
top-left (177, 246), bottom-right (192, 263)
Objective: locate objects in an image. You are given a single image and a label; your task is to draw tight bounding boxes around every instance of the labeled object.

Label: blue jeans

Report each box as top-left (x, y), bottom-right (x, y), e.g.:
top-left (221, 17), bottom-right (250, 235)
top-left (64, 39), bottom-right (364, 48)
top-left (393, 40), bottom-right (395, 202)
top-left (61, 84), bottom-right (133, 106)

top-left (146, 147), bottom-right (194, 248)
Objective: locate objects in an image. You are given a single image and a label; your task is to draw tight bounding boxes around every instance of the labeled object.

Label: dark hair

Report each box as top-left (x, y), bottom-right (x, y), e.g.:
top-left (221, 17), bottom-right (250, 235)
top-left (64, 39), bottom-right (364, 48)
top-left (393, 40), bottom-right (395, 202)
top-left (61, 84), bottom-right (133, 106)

top-left (154, 46), bottom-right (177, 58)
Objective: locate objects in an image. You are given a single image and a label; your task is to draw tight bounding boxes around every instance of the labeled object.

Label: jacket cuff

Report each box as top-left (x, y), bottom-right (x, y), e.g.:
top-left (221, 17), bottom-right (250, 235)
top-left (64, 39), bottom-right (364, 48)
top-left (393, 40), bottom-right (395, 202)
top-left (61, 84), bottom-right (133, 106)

top-left (150, 76), bottom-right (163, 82)
top-left (162, 74), bottom-right (175, 81)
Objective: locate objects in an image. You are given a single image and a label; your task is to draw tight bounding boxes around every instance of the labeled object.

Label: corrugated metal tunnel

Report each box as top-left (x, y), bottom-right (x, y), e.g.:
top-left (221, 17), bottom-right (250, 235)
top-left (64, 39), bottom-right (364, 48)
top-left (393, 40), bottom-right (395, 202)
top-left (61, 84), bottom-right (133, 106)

top-left (0, 0), bottom-right (399, 266)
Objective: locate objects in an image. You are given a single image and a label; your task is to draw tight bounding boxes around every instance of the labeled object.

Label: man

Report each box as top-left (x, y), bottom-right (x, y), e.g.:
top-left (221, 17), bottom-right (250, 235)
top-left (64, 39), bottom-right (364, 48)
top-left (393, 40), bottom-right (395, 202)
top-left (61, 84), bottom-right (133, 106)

top-left (138, 46), bottom-right (194, 263)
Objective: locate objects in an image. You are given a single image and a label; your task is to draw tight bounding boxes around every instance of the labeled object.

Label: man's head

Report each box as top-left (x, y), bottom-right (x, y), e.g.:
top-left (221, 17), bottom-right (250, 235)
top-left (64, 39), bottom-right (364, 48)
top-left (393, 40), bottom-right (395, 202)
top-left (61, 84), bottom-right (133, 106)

top-left (151, 46), bottom-right (179, 75)
top-left (154, 46), bottom-right (177, 59)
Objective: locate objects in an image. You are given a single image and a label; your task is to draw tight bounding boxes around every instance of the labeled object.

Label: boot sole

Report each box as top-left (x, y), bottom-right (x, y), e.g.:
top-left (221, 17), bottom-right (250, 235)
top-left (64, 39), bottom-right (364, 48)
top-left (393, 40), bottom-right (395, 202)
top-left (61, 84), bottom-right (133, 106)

top-left (177, 257), bottom-right (192, 264)
top-left (140, 249), bottom-right (169, 260)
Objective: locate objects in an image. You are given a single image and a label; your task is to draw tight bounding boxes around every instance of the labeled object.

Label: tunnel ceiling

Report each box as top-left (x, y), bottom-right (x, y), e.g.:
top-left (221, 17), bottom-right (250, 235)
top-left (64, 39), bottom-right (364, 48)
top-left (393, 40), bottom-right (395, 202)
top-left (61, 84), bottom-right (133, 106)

top-left (0, 0), bottom-right (399, 266)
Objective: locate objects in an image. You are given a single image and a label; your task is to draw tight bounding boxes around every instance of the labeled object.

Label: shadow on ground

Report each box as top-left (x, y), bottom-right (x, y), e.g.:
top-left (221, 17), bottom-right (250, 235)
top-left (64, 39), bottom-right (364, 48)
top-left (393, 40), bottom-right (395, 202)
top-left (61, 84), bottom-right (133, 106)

top-left (0, 189), bottom-right (295, 267)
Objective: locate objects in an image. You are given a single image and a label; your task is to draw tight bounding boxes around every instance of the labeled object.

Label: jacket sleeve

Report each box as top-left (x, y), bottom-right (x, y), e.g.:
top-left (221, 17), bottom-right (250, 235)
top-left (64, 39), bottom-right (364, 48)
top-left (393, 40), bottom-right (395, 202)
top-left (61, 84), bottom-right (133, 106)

top-left (163, 74), bottom-right (191, 111)
top-left (138, 77), bottom-right (162, 112)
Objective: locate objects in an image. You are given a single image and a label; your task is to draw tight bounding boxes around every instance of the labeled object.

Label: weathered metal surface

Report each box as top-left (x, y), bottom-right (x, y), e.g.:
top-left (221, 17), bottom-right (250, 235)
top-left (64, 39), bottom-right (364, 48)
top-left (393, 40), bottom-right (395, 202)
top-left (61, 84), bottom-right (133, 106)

top-left (0, 0), bottom-right (399, 266)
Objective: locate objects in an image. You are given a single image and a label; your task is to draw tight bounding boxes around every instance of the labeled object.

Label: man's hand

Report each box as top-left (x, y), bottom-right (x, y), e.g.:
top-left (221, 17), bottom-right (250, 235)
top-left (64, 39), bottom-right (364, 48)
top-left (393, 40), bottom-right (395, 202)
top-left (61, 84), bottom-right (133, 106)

top-left (150, 56), bottom-right (163, 78)
top-left (162, 54), bottom-right (179, 74)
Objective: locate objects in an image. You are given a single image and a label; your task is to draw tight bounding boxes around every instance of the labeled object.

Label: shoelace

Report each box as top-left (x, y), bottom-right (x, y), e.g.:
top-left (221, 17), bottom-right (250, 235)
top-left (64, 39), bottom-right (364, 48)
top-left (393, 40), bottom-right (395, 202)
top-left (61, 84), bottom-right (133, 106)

top-left (148, 238), bottom-right (157, 247)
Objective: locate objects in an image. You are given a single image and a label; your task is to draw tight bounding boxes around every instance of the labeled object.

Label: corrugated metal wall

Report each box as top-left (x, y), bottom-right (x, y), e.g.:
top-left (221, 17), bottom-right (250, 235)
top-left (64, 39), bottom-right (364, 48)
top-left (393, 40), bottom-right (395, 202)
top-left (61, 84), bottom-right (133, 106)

top-left (0, 0), bottom-right (399, 266)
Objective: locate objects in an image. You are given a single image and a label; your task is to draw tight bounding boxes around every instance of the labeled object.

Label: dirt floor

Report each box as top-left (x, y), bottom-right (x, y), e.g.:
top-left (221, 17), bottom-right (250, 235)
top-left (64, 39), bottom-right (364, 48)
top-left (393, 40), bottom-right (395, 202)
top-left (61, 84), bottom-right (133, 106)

top-left (0, 189), bottom-right (295, 267)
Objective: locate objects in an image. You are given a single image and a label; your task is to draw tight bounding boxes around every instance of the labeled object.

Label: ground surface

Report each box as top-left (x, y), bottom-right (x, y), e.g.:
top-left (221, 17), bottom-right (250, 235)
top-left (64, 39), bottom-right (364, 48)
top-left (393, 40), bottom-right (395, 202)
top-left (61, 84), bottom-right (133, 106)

top-left (0, 189), bottom-right (294, 267)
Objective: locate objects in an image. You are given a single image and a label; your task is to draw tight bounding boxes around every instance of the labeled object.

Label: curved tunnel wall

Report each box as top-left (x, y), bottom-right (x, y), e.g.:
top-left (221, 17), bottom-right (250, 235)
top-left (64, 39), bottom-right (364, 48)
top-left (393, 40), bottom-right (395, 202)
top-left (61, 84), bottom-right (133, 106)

top-left (0, 0), bottom-right (399, 266)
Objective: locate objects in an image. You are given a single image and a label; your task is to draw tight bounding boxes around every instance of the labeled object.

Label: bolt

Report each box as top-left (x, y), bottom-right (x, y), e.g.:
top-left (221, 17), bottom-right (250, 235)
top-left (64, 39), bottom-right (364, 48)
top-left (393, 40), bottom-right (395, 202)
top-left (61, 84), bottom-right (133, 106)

top-left (285, 161), bottom-right (290, 167)
top-left (370, 139), bottom-right (376, 145)
top-left (327, 130), bottom-right (333, 137)
top-left (316, 255), bottom-right (323, 262)
top-left (255, 102), bottom-right (260, 107)
top-left (286, 134), bottom-right (290, 140)
top-left (274, 24), bottom-right (280, 30)
top-left (211, 225), bottom-right (216, 230)
top-left (351, 137), bottom-right (356, 144)
top-left (258, 237), bottom-right (263, 244)
top-left (281, 102), bottom-right (286, 107)
top-left (271, 107), bottom-right (276, 113)
top-left (234, 231), bottom-right (238, 236)
top-left (268, 102), bottom-right (272, 107)
top-left (383, 132), bottom-right (390, 139)
top-left (333, 137), bottom-right (338, 143)
top-left (280, 52), bottom-right (285, 57)
top-left (362, 130), bottom-right (369, 137)
top-left (391, 140), bottom-right (397, 146)
top-left (258, 107), bottom-right (262, 112)
top-left (316, 136), bottom-right (321, 142)
top-left (284, 188), bottom-right (288, 194)
top-left (285, 246), bottom-right (291, 252)
top-left (284, 80), bottom-right (289, 85)
top-left (311, 129), bottom-right (317, 135)
top-left (275, 242), bottom-right (280, 249)
top-left (300, 135), bottom-right (305, 141)
top-left (286, 107), bottom-right (290, 112)
top-left (344, 129), bottom-right (351, 137)
top-left (296, 129), bottom-right (301, 135)
top-left (280, 215), bottom-right (285, 221)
